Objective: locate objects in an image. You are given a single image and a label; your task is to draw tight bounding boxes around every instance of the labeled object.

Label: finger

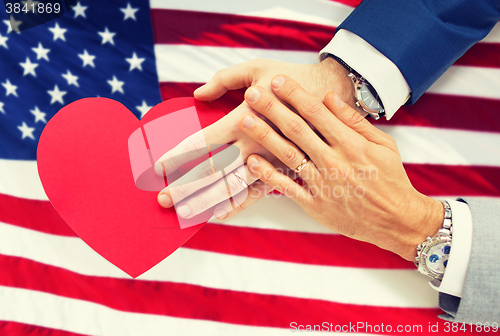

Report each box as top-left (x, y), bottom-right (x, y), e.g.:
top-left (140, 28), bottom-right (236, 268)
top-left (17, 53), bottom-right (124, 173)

top-left (194, 62), bottom-right (255, 101)
top-left (244, 86), bottom-right (329, 162)
top-left (212, 180), bottom-right (274, 220)
top-left (174, 165), bottom-right (258, 219)
top-left (154, 119), bottom-right (235, 177)
top-left (159, 144), bottom-right (245, 207)
top-left (238, 113), bottom-right (320, 182)
top-left (324, 92), bottom-right (397, 150)
top-left (269, 75), bottom-right (358, 146)
top-left (246, 155), bottom-right (311, 207)
top-left (212, 159), bottom-right (291, 220)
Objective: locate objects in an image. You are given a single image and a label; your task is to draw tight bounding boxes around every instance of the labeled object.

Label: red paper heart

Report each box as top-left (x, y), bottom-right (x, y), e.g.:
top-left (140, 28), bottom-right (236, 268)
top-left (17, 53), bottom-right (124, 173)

top-left (37, 97), bottom-right (225, 278)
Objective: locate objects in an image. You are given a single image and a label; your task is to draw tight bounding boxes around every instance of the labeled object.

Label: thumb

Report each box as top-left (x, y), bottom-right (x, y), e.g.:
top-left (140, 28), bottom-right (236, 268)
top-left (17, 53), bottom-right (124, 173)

top-left (194, 63), bottom-right (254, 101)
top-left (324, 92), bottom-right (395, 148)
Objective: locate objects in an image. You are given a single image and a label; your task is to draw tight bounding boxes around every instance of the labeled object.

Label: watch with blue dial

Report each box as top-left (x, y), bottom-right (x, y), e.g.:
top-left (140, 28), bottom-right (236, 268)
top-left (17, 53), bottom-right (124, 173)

top-left (414, 200), bottom-right (453, 280)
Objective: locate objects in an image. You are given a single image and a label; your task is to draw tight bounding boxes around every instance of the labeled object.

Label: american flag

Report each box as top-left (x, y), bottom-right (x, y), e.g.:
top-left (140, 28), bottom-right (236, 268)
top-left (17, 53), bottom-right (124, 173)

top-left (1, 0), bottom-right (499, 335)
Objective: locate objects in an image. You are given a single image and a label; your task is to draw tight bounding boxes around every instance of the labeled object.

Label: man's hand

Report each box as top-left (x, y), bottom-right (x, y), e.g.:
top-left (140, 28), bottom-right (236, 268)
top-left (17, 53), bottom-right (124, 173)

top-left (194, 57), bottom-right (355, 108)
top-left (155, 58), bottom-right (356, 220)
top-left (240, 75), bottom-right (444, 261)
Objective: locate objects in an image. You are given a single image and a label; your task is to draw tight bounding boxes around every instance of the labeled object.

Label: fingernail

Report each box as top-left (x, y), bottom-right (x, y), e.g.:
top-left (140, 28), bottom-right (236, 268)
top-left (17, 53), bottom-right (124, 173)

top-left (154, 163), bottom-right (164, 176)
top-left (248, 157), bottom-right (259, 170)
top-left (214, 208), bottom-right (227, 220)
top-left (272, 76), bottom-right (285, 89)
top-left (245, 87), bottom-right (260, 103)
top-left (158, 193), bottom-right (172, 207)
top-left (194, 84), bottom-right (205, 95)
top-left (333, 93), bottom-right (345, 107)
top-left (177, 204), bottom-right (191, 218)
top-left (241, 115), bottom-right (255, 129)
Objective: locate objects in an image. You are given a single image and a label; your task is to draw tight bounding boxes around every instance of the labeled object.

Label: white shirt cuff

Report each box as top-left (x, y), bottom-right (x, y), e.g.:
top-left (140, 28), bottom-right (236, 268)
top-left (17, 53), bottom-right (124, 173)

top-left (429, 199), bottom-right (473, 298)
top-left (319, 29), bottom-right (411, 120)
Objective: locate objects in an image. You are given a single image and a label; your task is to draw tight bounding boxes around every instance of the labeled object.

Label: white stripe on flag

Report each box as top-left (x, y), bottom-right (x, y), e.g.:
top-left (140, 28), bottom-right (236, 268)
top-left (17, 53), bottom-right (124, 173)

top-left (0, 223), bottom-right (438, 307)
top-left (0, 286), bottom-right (294, 336)
top-left (379, 126), bottom-right (500, 166)
top-left (155, 45), bottom-right (318, 82)
top-left (208, 195), bottom-right (335, 233)
top-left (482, 21), bottom-right (500, 43)
top-left (428, 65), bottom-right (500, 99)
top-left (155, 45), bottom-right (500, 100)
top-left (0, 159), bottom-right (46, 200)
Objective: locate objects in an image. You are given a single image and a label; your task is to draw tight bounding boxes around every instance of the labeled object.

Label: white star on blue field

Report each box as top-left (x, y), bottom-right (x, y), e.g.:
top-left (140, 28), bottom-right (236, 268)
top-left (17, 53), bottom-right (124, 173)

top-left (0, 0), bottom-right (162, 160)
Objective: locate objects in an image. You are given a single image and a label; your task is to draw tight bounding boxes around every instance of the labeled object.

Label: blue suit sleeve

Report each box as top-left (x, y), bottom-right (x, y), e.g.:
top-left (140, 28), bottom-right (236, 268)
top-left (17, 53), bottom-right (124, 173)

top-left (338, 0), bottom-right (500, 104)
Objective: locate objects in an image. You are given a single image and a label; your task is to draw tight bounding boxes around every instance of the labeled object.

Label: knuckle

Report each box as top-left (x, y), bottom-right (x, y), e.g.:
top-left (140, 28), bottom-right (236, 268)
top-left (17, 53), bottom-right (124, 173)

top-left (199, 162), bottom-right (214, 178)
top-left (322, 154), bottom-right (337, 169)
top-left (386, 134), bottom-right (397, 145)
top-left (185, 134), bottom-right (206, 153)
top-left (279, 183), bottom-right (291, 197)
top-left (236, 202), bottom-right (245, 211)
top-left (282, 146), bottom-right (299, 166)
top-left (249, 58), bottom-right (263, 70)
top-left (285, 119), bottom-right (304, 137)
top-left (301, 100), bottom-right (323, 117)
top-left (261, 98), bottom-right (275, 116)
top-left (164, 154), bottom-right (177, 171)
top-left (191, 195), bottom-right (208, 212)
top-left (261, 168), bottom-right (274, 182)
top-left (214, 68), bottom-right (225, 81)
top-left (226, 175), bottom-right (241, 196)
top-left (257, 127), bottom-right (272, 143)
top-left (282, 86), bottom-right (300, 102)
top-left (171, 184), bottom-right (188, 201)
top-left (336, 132), bottom-right (352, 148)
top-left (347, 110), bottom-right (365, 127)
top-left (232, 194), bottom-right (245, 210)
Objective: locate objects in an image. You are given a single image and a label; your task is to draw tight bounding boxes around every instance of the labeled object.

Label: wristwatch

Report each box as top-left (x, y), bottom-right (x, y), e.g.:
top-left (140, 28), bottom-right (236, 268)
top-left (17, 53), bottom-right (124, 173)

top-left (414, 200), bottom-right (453, 281)
top-left (327, 54), bottom-right (385, 120)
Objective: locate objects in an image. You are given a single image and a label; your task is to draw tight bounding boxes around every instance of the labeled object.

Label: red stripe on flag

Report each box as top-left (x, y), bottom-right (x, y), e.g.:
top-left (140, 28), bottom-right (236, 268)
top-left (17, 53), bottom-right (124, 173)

top-left (454, 43), bottom-right (500, 68)
top-left (327, 0), bottom-right (361, 7)
top-left (0, 194), bottom-right (76, 237)
top-left (0, 193), bottom-right (410, 269)
top-left (184, 224), bottom-right (413, 269)
top-left (0, 254), bottom-right (467, 335)
top-left (151, 10), bottom-right (500, 68)
top-left (406, 164), bottom-right (500, 197)
top-left (375, 93), bottom-right (500, 133)
top-left (151, 9), bottom-right (336, 52)
top-left (160, 82), bottom-right (243, 114)
top-left (2, 185), bottom-right (499, 271)
top-left (160, 82), bottom-right (199, 101)
top-left (0, 321), bottom-right (87, 336)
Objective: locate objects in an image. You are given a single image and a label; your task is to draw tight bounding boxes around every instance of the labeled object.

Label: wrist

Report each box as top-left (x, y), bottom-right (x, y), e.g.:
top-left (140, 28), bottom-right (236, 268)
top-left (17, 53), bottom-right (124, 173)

top-left (312, 58), bottom-right (353, 104)
top-left (394, 193), bottom-right (444, 261)
top-left (316, 57), bottom-right (367, 117)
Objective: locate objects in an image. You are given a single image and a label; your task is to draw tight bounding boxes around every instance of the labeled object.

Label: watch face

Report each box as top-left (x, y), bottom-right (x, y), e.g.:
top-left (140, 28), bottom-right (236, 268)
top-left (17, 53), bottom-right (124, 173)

top-left (359, 80), bottom-right (384, 112)
top-left (425, 243), bottom-right (451, 275)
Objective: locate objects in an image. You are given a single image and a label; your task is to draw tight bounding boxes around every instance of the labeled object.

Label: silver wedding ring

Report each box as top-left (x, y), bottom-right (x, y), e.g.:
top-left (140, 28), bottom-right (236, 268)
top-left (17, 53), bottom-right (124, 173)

top-left (294, 157), bottom-right (309, 173)
top-left (233, 170), bottom-right (249, 188)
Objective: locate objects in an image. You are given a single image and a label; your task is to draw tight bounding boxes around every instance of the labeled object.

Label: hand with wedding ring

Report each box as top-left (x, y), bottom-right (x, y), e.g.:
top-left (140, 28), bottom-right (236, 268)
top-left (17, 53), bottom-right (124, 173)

top-left (239, 75), bottom-right (445, 261)
top-left (154, 58), bottom-right (355, 219)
